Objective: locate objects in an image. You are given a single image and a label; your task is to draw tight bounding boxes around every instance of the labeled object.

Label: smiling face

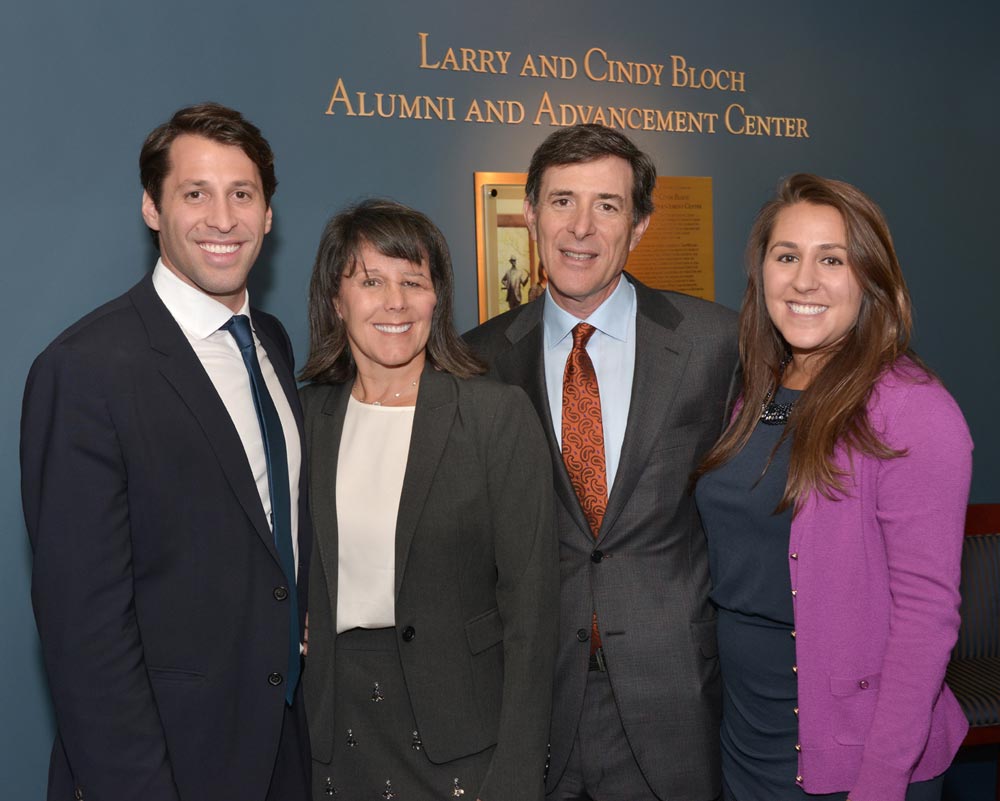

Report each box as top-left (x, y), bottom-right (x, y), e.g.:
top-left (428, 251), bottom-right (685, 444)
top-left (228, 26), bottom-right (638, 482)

top-left (524, 156), bottom-right (650, 319)
top-left (763, 202), bottom-right (864, 386)
top-left (141, 134), bottom-right (272, 312)
top-left (333, 243), bottom-right (437, 379)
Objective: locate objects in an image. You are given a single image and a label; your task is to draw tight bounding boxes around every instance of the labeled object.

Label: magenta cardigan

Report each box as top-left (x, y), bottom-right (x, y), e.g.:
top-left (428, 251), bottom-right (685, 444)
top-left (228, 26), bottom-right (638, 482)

top-left (788, 362), bottom-right (972, 801)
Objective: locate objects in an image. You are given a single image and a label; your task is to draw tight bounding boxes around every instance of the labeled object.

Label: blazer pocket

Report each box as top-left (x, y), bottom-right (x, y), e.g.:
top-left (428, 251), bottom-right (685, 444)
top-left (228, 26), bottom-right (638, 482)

top-left (147, 666), bottom-right (207, 683)
top-left (465, 607), bottom-right (504, 654)
top-left (689, 618), bottom-right (719, 659)
top-left (830, 672), bottom-right (880, 745)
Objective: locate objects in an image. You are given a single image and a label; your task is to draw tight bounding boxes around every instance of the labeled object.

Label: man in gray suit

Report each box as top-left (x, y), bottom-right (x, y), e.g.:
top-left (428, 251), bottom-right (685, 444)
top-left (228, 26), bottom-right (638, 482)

top-left (465, 124), bottom-right (738, 801)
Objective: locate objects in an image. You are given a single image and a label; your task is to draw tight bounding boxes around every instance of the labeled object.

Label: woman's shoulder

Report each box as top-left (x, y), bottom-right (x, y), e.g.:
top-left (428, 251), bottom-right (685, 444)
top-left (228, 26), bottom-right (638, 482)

top-left (870, 358), bottom-right (970, 442)
top-left (298, 380), bottom-right (347, 417)
top-left (448, 372), bottom-right (530, 403)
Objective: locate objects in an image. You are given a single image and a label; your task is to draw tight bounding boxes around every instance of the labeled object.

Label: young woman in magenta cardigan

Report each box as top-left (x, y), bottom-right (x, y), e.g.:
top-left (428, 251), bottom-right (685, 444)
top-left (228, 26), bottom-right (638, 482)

top-left (695, 174), bottom-right (971, 801)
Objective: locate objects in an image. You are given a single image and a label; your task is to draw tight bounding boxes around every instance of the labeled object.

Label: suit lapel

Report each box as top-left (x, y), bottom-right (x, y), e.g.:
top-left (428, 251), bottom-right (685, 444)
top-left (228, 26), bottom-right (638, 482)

top-left (393, 367), bottom-right (457, 598)
top-left (494, 299), bottom-right (592, 539)
top-left (311, 383), bottom-right (351, 618)
top-left (128, 277), bottom-right (280, 564)
top-left (600, 279), bottom-right (690, 539)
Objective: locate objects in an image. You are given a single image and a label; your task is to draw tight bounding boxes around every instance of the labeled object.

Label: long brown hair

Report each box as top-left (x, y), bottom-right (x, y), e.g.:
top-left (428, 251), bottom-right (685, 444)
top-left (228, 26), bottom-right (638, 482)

top-left (696, 173), bottom-right (927, 511)
top-left (299, 198), bottom-right (485, 384)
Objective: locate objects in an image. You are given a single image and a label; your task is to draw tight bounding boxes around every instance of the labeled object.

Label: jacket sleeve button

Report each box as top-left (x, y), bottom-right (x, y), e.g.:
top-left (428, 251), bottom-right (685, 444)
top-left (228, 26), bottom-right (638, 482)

top-left (401, 626), bottom-right (416, 642)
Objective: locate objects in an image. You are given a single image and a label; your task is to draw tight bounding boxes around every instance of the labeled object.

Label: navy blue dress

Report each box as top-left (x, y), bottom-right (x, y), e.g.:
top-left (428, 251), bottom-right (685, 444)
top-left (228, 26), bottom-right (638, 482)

top-left (696, 388), bottom-right (943, 801)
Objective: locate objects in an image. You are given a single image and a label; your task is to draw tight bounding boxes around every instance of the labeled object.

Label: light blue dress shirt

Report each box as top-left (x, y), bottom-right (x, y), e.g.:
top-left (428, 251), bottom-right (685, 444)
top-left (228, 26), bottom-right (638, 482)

top-left (543, 277), bottom-right (637, 492)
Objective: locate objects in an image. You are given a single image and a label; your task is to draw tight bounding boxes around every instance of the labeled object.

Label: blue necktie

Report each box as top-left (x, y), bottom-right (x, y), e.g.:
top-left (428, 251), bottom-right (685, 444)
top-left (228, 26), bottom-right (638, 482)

top-left (223, 314), bottom-right (300, 704)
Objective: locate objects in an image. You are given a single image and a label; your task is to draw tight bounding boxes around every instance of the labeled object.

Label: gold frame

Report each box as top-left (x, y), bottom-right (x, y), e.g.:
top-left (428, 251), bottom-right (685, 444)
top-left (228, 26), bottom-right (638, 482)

top-left (474, 172), bottom-right (540, 323)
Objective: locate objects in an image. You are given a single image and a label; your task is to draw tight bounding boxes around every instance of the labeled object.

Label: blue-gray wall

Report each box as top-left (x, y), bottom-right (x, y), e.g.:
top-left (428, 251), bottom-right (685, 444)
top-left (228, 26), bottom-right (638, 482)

top-left (3, 3), bottom-right (996, 796)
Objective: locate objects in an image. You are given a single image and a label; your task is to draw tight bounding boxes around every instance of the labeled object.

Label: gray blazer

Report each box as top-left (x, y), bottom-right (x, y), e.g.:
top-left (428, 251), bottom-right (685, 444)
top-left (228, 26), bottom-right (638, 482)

top-left (464, 274), bottom-right (739, 801)
top-left (300, 366), bottom-right (559, 801)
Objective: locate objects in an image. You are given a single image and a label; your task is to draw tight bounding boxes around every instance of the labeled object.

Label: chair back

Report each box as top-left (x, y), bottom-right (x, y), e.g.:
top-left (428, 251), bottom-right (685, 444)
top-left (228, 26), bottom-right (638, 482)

top-left (954, 533), bottom-right (1000, 659)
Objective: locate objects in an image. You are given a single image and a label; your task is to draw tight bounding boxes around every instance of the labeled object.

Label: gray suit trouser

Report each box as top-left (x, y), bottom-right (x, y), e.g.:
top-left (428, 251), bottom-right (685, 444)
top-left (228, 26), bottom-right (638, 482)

top-left (547, 669), bottom-right (661, 801)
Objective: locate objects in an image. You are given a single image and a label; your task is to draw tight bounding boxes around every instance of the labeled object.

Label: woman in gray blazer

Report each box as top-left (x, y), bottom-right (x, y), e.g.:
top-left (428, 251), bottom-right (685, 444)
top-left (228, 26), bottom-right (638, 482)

top-left (299, 199), bottom-right (558, 801)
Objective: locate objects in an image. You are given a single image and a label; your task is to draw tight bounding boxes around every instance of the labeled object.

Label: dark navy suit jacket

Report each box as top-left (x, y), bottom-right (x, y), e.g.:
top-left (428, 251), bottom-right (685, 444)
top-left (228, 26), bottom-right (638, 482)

top-left (21, 275), bottom-right (310, 801)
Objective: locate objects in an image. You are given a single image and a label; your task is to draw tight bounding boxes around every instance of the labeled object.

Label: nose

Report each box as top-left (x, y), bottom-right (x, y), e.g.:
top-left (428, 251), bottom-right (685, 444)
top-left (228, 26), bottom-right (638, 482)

top-left (568, 205), bottom-right (595, 239)
top-left (383, 281), bottom-right (407, 310)
top-left (205, 197), bottom-right (236, 232)
top-left (790, 260), bottom-right (819, 293)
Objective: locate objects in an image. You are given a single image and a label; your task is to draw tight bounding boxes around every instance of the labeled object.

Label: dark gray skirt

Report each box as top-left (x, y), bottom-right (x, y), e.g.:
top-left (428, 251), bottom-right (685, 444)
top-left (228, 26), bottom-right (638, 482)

top-left (313, 627), bottom-right (494, 800)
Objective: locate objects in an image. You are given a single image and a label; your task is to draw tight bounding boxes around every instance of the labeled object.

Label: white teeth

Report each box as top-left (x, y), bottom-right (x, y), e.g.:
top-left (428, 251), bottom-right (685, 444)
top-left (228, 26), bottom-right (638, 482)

top-left (562, 250), bottom-right (594, 261)
top-left (374, 323), bottom-right (412, 334)
top-left (200, 242), bottom-right (240, 254)
top-left (789, 302), bottom-right (827, 315)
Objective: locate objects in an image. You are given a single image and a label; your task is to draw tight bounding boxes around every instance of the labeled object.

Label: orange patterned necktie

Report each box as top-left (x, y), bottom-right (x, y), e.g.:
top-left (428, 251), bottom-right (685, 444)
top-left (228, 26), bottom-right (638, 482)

top-left (562, 323), bottom-right (607, 651)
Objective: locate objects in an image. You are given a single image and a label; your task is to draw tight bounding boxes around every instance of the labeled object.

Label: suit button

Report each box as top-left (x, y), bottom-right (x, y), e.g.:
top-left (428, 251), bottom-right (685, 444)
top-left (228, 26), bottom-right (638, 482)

top-left (576, 628), bottom-right (589, 642)
top-left (268, 672), bottom-right (283, 686)
top-left (591, 550), bottom-right (604, 563)
top-left (401, 626), bottom-right (416, 642)
top-left (273, 586), bottom-right (288, 601)
top-left (859, 679), bottom-right (869, 689)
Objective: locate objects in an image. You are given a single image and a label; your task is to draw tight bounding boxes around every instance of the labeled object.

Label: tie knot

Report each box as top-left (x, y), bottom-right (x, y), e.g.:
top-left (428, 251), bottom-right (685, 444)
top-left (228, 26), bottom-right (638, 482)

top-left (223, 314), bottom-right (254, 351)
top-left (572, 322), bottom-right (597, 350)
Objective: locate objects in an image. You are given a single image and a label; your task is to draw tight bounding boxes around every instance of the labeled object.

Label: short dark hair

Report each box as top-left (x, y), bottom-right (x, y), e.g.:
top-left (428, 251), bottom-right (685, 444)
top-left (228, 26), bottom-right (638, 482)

top-left (524, 124), bottom-right (656, 226)
top-left (139, 102), bottom-right (277, 211)
top-left (300, 198), bottom-right (485, 384)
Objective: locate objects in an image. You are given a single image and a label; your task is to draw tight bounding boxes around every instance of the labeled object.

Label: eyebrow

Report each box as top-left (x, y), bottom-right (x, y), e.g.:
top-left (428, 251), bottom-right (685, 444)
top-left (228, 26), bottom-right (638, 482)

top-left (768, 240), bottom-right (847, 252)
top-left (356, 264), bottom-right (430, 277)
top-left (547, 189), bottom-right (626, 204)
top-left (178, 179), bottom-right (260, 190)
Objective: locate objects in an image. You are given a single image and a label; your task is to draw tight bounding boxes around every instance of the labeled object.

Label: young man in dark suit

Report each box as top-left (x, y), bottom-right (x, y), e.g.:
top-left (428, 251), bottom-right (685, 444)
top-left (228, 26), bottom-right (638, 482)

top-left (21, 103), bottom-right (310, 801)
top-left (465, 124), bottom-right (739, 801)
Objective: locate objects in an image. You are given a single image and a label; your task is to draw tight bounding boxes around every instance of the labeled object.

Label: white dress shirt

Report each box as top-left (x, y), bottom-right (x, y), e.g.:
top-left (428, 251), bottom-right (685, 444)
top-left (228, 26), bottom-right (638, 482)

top-left (152, 260), bottom-right (301, 572)
top-left (543, 276), bottom-right (637, 492)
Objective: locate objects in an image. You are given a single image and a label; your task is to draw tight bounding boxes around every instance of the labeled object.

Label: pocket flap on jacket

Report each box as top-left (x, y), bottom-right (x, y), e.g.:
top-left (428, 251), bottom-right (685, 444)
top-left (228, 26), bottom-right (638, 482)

top-left (465, 607), bottom-right (503, 654)
top-left (830, 672), bottom-right (881, 696)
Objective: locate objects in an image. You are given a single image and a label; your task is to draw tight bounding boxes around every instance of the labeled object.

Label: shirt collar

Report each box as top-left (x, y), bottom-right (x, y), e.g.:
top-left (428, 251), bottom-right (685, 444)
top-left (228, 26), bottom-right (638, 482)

top-left (152, 259), bottom-right (252, 340)
top-left (543, 274), bottom-right (635, 350)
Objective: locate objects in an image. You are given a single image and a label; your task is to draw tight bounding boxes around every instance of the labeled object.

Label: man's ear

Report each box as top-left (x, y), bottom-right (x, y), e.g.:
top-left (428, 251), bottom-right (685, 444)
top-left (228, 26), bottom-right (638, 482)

top-left (141, 190), bottom-right (161, 232)
top-left (629, 215), bottom-right (651, 251)
top-left (523, 198), bottom-right (539, 242)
